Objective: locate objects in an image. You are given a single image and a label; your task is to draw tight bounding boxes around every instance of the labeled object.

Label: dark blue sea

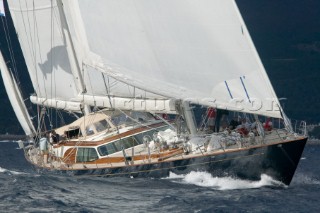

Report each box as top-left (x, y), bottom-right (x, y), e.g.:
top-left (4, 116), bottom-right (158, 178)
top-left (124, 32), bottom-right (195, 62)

top-left (0, 141), bottom-right (319, 212)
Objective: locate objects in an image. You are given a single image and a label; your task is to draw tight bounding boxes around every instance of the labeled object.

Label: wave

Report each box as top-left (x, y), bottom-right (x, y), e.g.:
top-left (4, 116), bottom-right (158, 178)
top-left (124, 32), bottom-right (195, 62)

top-left (0, 140), bottom-right (12, 143)
top-left (292, 173), bottom-right (320, 185)
top-left (0, 166), bottom-right (28, 175)
top-left (0, 140), bottom-right (26, 143)
top-left (165, 171), bottom-right (285, 190)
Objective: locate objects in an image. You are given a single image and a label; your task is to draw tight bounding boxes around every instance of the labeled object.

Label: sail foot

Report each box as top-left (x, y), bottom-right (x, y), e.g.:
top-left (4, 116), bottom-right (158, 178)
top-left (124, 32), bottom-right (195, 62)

top-left (81, 95), bottom-right (177, 113)
top-left (30, 96), bottom-right (83, 112)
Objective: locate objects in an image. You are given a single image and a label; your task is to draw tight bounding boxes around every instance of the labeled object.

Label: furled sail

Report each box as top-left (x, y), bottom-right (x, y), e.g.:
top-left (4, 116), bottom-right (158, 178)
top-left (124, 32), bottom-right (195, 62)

top-left (62, 0), bottom-right (282, 118)
top-left (0, 51), bottom-right (35, 136)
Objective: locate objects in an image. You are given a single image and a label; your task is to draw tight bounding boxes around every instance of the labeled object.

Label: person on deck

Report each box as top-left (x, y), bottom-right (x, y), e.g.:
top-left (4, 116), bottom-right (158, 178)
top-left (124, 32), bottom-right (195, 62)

top-left (207, 107), bottom-right (216, 131)
top-left (229, 117), bottom-right (240, 130)
top-left (39, 133), bottom-right (49, 154)
top-left (236, 118), bottom-right (250, 136)
top-left (215, 109), bottom-right (229, 132)
top-left (39, 132), bottom-right (50, 163)
top-left (263, 118), bottom-right (273, 131)
top-left (50, 130), bottom-right (60, 144)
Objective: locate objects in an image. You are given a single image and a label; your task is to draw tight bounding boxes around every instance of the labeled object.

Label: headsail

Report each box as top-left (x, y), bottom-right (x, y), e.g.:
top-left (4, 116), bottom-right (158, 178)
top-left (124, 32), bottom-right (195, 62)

top-left (0, 0), bottom-right (5, 16)
top-left (7, 0), bottom-right (79, 104)
top-left (0, 51), bottom-right (35, 136)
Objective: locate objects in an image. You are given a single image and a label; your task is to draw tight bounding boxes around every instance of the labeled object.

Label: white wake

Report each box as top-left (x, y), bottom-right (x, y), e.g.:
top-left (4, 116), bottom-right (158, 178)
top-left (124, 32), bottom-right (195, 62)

top-left (0, 166), bottom-right (27, 175)
top-left (166, 171), bottom-right (285, 190)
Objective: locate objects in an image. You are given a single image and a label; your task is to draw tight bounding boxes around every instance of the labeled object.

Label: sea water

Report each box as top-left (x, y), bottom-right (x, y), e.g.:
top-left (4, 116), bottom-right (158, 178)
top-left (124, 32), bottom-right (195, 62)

top-left (0, 141), bottom-right (319, 212)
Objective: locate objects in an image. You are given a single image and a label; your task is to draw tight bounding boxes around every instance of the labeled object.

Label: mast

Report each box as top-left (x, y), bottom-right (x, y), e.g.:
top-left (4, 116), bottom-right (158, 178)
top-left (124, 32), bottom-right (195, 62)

top-left (56, 0), bottom-right (90, 114)
top-left (174, 100), bottom-right (197, 136)
top-left (182, 101), bottom-right (197, 136)
top-left (0, 50), bottom-right (36, 136)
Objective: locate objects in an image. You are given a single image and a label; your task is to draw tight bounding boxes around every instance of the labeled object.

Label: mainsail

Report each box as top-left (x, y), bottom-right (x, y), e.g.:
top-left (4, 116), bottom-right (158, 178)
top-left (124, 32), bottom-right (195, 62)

top-left (8, 0), bottom-right (282, 118)
top-left (63, 0), bottom-right (282, 118)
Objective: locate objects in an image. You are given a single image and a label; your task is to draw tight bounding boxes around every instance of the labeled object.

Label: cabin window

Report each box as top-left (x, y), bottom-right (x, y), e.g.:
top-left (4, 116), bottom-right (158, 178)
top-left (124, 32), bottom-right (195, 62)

top-left (66, 127), bottom-right (82, 139)
top-left (130, 111), bottom-right (156, 122)
top-left (134, 126), bottom-right (170, 144)
top-left (111, 113), bottom-right (130, 126)
top-left (94, 120), bottom-right (110, 132)
top-left (85, 125), bottom-right (95, 136)
top-left (76, 148), bottom-right (98, 162)
top-left (97, 137), bottom-right (139, 156)
top-left (97, 126), bottom-right (171, 157)
top-left (111, 111), bottom-right (156, 127)
top-left (98, 145), bottom-right (108, 156)
top-left (113, 137), bottom-right (140, 150)
top-left (97, 143), bottom-right (117, 156)
top-left (122, 137), bottom-right (140, 148)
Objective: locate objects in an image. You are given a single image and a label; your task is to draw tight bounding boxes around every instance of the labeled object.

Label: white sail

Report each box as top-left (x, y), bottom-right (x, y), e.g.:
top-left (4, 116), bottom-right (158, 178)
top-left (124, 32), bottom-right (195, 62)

top-left (30, 95), bottom-right (82, 113)
top-left (7, 0), bottom-right (79, 102)
top-left (0, 0), bottom-right (5, 16)
top-left (61, 0), bottom-right (282, 118)
top-left (7, 0), bottom-right (282, 118)
top-left (0, 51), bottom-right (35, 136)
top-left (7, 0), bottom-right (170, 112)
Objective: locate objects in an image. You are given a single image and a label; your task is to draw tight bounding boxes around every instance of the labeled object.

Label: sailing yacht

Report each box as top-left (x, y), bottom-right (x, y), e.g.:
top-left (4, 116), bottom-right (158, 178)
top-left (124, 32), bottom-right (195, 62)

top-left (0, 0), bottom-right (307, 185)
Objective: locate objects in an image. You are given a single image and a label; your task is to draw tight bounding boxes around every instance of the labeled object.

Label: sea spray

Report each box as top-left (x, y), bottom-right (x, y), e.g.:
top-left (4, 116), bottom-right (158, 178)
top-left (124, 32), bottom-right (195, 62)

top-left (165, 171), bottom-right (285, 190)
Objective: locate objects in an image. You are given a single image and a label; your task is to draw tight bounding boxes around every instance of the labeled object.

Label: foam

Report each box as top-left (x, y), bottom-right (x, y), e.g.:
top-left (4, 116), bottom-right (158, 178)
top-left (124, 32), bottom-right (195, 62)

top-left (167, 171), bottom-right (285, 190)
top-left (0, 166), bottom-right (27, 175)
top-left (293, 173), bottom-right (320, 185)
